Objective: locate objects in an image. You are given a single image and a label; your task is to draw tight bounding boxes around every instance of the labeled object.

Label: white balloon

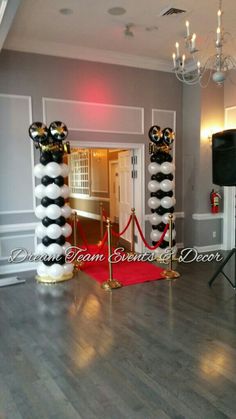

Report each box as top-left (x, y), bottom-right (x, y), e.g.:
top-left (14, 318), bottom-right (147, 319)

top-left (35, 243), bottom-right (47, 255)
top-left (149, 213), bottom-right (162, 225)
top-left (35, 205), bottom-right (46, 219)
top-left (35, 184), bottom-right (46, 199)
top-left (60, 185), bottom-right (70, 199)
top-left (45, 184), bottom-right (61, 200)
top-left (46, 204), bottom-right (61, 220)
top-left (154, 247), bottom-right (165, 257)
top-left (47, 224), bottom-right (62, 239)
top-left (63, 263), bottom-right (74, 274)
top-left (160, 162), bottom-right (175, 175)
top-left (161, 196), bottom-right (174, 209)
top-left (162, 213), bottom-right (176, 224)
top-left (47, 243), bottom-right (63, 256)
top-left (164, 229), bottom-right (176, 241)
top-left (148, 180), bottom-right (159, 193)
top-left (61, 223), bottom-right (72, 238)
top-left (148, 162), bottom-right (161, 175)
top-left (35, 224), bottom-right (47, 239)
top-left (62, 241), bottom-right (71, 255)
top-left (60, 163), bottom-right (69, 177)
top-left (34, 164), bottom-right (45, 179)
top-left (148, 197), bottom-right (160, 210)
top-left (160, 179), bottom-right (174, 192)
top-left (37, 262), bottom-right (48, 277)
top-left (150, 230), bottom-right (162, 242)
top-left (61, 205), bottom-right (72, 218)
top-left (48, 264), bottom-right (64, 278)
top-left (45, 162), bottom-right (61, 178)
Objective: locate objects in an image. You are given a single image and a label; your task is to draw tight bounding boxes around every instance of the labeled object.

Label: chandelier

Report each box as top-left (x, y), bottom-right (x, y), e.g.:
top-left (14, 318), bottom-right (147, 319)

top-left (172, 0), bottom-right (236, 86)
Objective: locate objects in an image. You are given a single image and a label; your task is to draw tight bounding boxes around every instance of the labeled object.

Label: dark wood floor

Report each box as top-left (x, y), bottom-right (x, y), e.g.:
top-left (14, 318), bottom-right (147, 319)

top-left (0, 259), bottom-right (236, 419)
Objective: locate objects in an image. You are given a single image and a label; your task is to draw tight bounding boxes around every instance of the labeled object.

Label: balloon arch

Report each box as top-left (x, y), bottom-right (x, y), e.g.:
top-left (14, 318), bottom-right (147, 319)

top-left (29, 121), bottom-right (74, 283)
top-left (147, 126), bottom-right (177, 256)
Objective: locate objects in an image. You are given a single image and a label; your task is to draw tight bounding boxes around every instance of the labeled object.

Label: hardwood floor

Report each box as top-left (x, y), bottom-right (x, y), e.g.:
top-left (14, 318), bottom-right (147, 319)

top-left (0, 259), bottom-right (236, 419)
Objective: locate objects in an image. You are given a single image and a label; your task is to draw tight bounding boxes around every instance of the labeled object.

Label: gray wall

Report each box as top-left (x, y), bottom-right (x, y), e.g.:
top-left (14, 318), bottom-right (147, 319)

top-left (182, 79), bottom-right (224, 248)
top-left (0, 49), bottom-right (183, 272)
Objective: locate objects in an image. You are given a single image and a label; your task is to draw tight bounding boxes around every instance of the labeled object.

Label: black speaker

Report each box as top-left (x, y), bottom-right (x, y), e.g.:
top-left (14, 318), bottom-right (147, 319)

top-left (212, 129), bottom-right (236, 186)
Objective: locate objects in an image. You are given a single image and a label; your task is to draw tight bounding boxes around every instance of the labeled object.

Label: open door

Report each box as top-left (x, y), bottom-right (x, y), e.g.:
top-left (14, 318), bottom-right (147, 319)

top-left (118, 150), bottom-right (132, 246)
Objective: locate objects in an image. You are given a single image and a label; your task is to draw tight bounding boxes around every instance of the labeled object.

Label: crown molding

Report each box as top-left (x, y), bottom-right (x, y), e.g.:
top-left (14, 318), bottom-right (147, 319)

top-left (4, 38), bottom-right (172, 72)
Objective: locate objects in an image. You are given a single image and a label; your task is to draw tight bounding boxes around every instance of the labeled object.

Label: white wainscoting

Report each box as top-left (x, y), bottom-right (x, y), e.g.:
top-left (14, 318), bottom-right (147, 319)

top-left (43, 97), bottom-right (144, 135)
top-left (0, 94), bottom-right (34, 213)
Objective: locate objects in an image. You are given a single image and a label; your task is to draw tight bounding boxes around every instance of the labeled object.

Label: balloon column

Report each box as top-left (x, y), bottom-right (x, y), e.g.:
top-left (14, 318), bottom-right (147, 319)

top-left (148, 126), bottom-right (177, 257)
top-left (29, 121), bottom-right (74, 283)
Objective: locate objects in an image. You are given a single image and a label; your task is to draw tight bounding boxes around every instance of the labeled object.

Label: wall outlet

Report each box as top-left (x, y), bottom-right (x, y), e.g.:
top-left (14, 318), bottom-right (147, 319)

top-left (213, 231), bottom-right (216, 238)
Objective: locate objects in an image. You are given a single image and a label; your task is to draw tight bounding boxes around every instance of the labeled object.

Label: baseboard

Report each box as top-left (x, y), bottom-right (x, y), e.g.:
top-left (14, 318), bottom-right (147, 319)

top-left (0, 262), bottom-right (37, 275)
top-left (193, 244), bottom-right (223, 253)
top-left (0, 222), bottom-right (37, 234)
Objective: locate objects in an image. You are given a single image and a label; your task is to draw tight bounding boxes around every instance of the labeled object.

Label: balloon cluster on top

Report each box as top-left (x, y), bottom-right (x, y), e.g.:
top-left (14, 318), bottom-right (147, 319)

top-left (29, 121), bottom-right (73, 281)
top-left (148, 125), bottom-right (177, 257)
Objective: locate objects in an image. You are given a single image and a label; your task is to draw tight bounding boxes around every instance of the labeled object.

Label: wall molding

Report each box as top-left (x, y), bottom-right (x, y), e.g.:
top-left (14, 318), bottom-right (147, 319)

top-left (70, 194), bottom-right (109, 202)
top-left (192, 213), bottom-right (223, 221)
top-left (0, 209), bottom-right (34, 215)
top-left (0, 222), bottom-right (37, 234)
top-left (145, 211), bottom-right (184, 221)
top-left (43, 97), bottom-right (144, 135)
top-left (194, 244), bottom-right (223, 252)
top-left (0, 261), bottom-right (37, 275)
top-left (5, 41), bottom-right (171, 72)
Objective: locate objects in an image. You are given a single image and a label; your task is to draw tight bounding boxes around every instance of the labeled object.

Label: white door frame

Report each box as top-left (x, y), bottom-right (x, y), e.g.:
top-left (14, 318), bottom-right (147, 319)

top-left (71, 141), bottom-right (145, 253)
top-left (109, 159), bottom-right (118, 223)
top-left (223, 107), bottom-right (236, 250)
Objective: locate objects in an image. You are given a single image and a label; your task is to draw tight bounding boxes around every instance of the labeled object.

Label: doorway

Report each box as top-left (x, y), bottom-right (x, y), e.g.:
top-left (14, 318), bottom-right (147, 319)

top-left (68, 142), bottom-right (145, 253)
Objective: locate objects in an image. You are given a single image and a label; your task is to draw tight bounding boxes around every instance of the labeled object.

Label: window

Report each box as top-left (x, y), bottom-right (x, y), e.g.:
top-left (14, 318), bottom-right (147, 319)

top-left (68, 149), bottom-right (90, 196)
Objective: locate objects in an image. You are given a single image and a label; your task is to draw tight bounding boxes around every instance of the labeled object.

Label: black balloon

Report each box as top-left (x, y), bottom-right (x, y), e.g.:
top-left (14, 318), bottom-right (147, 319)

top-left (54, 197), bottom-right (65, 207)
top-left (155, 173), bottom-right (166, 182)
top-left (55, 216), bottom-right (66, 226)
top-left (40, 151), bottom-right (52, 165)
top-left (42, 236), bottom-right (55, 246)
top-left (152, 241), bottom-right (158, 246)
top-left (41, 175), bottom-right (54, 186)
top-left (43, 259), bottom-right (54, 266)
top-left (42, 217), bottom-right (54, 227)
top-left (159, 240), bottom-right (169, 249)
top-left (151, 225), bottom-right (158, 230)
top-left (154, 190), bottom-right (166, 199)
top-left (55, 255), bottom-right (66, 265)
top-left (151, 175), bottom-right (157, 181)
top-left (41, 196), bottom-right (53, 207)
top-left (56, 235), bottom-right (66, 245)
top-left (54, 176), bottom-right (64, 187)
top-left (157, 222), bottom-right (166, 232)
top-left (163, 153), bottom-right (173, 162)
top-left (164, 173), bottom-right (174, 181)
top-left (169, 206), bottom-right (175, 213)
top-left (52, 151), bottom-right (63, 163)
top-left (155, 206), bottom-right (166, 215)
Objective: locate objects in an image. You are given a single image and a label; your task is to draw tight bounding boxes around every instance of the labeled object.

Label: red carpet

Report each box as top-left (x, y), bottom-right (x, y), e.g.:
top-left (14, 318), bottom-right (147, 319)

top-left (72, 245), bottom-right (164, 287)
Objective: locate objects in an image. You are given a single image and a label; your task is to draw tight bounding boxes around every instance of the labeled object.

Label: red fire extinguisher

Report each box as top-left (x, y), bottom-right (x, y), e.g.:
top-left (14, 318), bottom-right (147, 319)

top-left (210, 189), bottom-right (221, 213)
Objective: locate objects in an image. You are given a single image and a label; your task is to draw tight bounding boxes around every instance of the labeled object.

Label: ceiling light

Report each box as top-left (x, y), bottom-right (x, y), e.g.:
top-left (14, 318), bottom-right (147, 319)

top-left (171, 0), bottom-right (236, 87)
top-left (0, 0), bottom-right (8, 25)
top-left (108, 7), bottom-right (126, 16)
top-left (59, 8), bottom-right (73, 16)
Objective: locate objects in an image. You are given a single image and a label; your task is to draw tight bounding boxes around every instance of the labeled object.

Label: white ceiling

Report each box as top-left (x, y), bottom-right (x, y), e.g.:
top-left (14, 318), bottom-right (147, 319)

top-left (3, 0), bottom-right (236, 71)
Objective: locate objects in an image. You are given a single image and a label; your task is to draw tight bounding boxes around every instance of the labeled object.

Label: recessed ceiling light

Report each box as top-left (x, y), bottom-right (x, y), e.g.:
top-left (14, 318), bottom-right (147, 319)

top-left (59, 8), bottom-right (73, 15)
top-left (107, 6), bottom-right (126, 16)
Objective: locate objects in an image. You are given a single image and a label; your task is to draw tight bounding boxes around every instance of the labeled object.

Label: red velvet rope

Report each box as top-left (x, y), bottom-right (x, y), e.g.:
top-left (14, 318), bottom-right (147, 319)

top-left (111, 215), bottom-right (132, 238)
top-left (77, 220), bottom-right (89, 248)
top-left (98, 231), bottom-right (108, 250)
top-left (134, 215), bottom-right (169, 250)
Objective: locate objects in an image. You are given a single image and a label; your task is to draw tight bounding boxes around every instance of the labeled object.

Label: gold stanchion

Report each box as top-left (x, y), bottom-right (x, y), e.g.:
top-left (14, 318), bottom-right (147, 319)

top-left (129, 208), bottom-right (136, 255)
top-left (160, 214), bottom-right (180, 280)
top-left (98, 202), bottom-right (104, 245)
top-left (73, 211), bottom-right (77, 247)
top-left (101, 218), bottom-right (122, 291)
